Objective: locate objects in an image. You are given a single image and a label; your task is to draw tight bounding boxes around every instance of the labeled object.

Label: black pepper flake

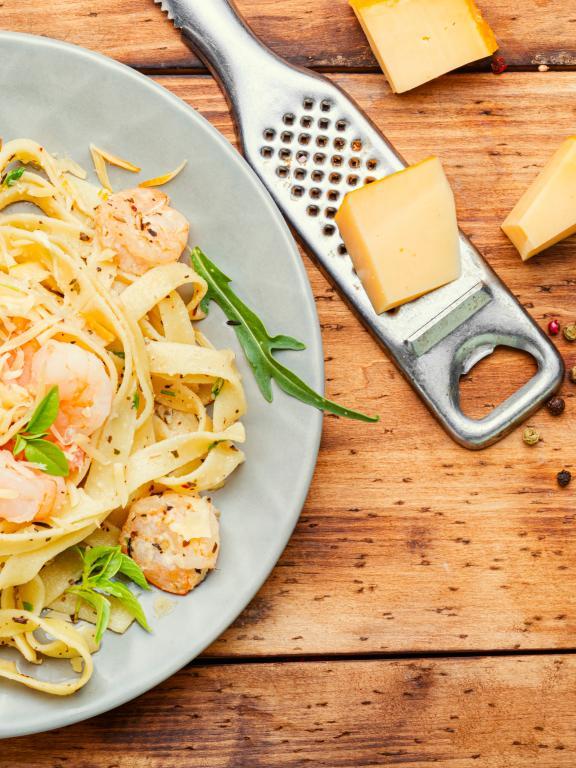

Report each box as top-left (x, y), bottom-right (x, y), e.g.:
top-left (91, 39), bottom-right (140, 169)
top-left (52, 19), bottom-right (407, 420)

top-left (148, 229), bottom-right (157, 237)
top-left (13, 617), bottom-right (28, 625)
top-left (113, 448), bottom-right (120, 455)
top-left (79, 232), bottom-right (91, 242)
top-left (226, 320), bottom-right (241, 326)
top-left (152, 542), bottom-right (163, 553)
top-left (171, 450), bottom-right (179, 458)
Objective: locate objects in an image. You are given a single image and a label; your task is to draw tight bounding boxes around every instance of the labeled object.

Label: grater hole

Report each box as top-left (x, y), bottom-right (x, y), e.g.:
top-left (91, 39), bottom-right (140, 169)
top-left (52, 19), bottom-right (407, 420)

top-left (300, 115), bottom-right (313, 129)
top-left (323, 224), bottom-right (336, 236)
top-left (325, 207), bottom-right (337, 219)
top-left (276, 166), bottom-right (289, 178)
top-left (347, 174), bottom-right (359, 187)
top-left (263, 128), bottom-right (276, 141)
top-left (313, 152), bottom-right (326, 165)
top-left (296, 150), bottom-right (309, 164)
top-left (333, 137), bottom-right (347, 150)
top-left (364, 176), bottom-right (376, 184)
top-left (351, 139), bottom-right (363, 152)
top-left (329, 172), bottom-right (342, 184)
top-left (320, 99), bottom-right (332, 112)
top-left (331, 155), bottom-right (343, 167)
top-left (307, 205), bottom-right (320, 217)
top-left (298, 133), bottom-right (311, 146)
top-left (366, 158), bottom-right (378, 171)
top-left (260, 146), bottom-right (274, 159)
top-left (318, 117), bottom-right (330, 130)
top-left (316, 135), bottom-right (329, 148)
top-left (283, 113), bottom-right (296, 126)
top-left (279, 148), bottom-right (292, 161)
top-left (281, 131), bottom-right (293, 144)
top-left (303, 97), bottom-right (315, 110)
top-left (311, 169), bottom-right (324, 182)
top-left (349, 156), bottom-right (361, 169)
top-left (310, 187), bottom-right (322, 200)
top-left (291, 185), bottom-right (305, 198)
top-left (327, 189), bottom-right (340, 202)
top-left (294, 167), bottom-right (307, 181)
top-left (337, 243), bottom-right (348, 255)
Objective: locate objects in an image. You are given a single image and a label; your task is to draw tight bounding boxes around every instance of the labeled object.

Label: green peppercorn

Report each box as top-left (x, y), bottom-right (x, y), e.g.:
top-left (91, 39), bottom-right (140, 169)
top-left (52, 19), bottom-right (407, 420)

top-left (522, 427), bottom-right (540, 446)
top-left (569, 366), bottom-right (576, 384)
top-left (564, 323), bottom-right (576, 342)
top-left (546, 396), bottom-right (565, 416)
top-left (557, 470), bottom-right (572, 488)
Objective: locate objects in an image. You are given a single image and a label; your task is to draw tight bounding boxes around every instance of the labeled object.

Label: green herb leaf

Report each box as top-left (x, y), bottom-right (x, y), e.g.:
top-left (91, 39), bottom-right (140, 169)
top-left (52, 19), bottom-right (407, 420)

top-left (118, 554), bottom-right (150, 590)
top-left (132, 390), bottom-right (140, 410)
top-left (24, 439), bottom-right (69, 477)
top-left (190, 247), bottom-right (379, 423)
top-left (68, 586), bottom-right (111, 644)
top-left (2, 167), bottom-right (25, 187)
top-left (160, 388), bottom-right (175, 397)
top-left (112, 350), bottom-right (126, 360)
top-left (22, 601), bottom-right (33, 612)
top-left (211, 378), bottom-right (224, 398)
top-left (12, 433), bottom-right (27, 457)
top-left (26, 386), bottom-right (60, 436)
top-left (67, 545), bottom-right (150, 643)
top-left (96, 579), bottom-right (151, 633)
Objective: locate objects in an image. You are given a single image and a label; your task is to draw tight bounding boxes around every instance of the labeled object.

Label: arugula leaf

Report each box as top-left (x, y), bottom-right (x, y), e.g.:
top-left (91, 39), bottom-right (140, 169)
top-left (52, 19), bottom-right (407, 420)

top-left (68, 586), bottom-right (111, 644)
top-left (190, 248), bottom-right (378, 423)
top-left (66, 545), bottom-right (151, 642)
top-left (2, 167), bottom-right (25, 187)
top-left (24, 439), bottom-right (70, 477)
top-left (26, 386), bottom-right (59, 435)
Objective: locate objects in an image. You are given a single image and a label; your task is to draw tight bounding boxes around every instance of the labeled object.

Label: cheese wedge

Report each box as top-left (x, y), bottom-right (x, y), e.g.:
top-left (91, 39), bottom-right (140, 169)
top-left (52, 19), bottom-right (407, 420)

top-left (349, 0), bottom-right (498, 93)
top-left (502, 137), bottom-right (576, 261)
top-left (335, 157), bottom-right (461, 314)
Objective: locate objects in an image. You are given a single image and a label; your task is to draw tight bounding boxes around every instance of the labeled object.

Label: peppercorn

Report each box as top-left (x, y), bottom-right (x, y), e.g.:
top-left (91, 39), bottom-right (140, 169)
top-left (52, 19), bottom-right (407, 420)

top-left (491, 55), bottom-right (508, 75)
top-left (557, 470), bottom-right (572, 488)
top-left (564, 323), bottom-right (576, 342)
top-left (548, 319), bottom-right (560, 336)
top-left (546, 396), bottom-right (565, 416)
top-left (569, 366), bottom-right (576, 384)
top-left (522, 427), bottom-right (540, 446)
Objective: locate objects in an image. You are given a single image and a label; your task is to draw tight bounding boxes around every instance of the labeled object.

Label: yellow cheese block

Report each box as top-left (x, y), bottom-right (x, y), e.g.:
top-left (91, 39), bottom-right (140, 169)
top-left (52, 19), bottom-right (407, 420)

top-left (335, 157), bottom-right (461, 314)
top-left (349, 0), bottom-right (498, 93)
top-left (502, 137), bottom-right (576, 261)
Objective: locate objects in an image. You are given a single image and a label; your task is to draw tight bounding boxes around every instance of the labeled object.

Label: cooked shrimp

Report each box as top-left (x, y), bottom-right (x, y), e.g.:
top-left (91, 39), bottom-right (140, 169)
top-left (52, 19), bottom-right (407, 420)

top-left (95, 188), bottom-right (190, 276)
top-left (120, 492), bottom-right (219, 595)
top-left (26, 340), bottom-right (113, 444)
top-left (0, 450), bottom-right (65, 523)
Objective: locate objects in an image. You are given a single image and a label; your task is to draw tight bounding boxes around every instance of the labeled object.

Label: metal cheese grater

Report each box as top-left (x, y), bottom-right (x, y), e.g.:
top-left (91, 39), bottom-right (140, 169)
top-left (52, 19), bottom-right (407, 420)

top-left (156, 0), bottom-right (563, 449)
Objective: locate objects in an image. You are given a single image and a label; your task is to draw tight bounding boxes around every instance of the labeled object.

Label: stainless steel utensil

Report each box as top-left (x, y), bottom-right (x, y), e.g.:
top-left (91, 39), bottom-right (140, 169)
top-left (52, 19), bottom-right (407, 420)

top-left (155, 0), bottom-right (563, 448)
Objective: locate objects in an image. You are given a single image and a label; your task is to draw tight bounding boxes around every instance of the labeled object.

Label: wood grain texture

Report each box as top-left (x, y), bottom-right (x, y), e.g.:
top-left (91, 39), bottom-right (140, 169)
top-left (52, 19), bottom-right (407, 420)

top-left (2, 0), bottom-right (576, 72)
top-left (143, 73), bottom-right (576, 656)
top-left (2, 656), bottom-right (576, 766)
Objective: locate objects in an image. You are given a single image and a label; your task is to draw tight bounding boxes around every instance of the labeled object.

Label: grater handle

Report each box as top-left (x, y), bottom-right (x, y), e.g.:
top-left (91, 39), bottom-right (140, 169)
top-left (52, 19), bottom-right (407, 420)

top-left (171, 0), bottom-right (282, 111)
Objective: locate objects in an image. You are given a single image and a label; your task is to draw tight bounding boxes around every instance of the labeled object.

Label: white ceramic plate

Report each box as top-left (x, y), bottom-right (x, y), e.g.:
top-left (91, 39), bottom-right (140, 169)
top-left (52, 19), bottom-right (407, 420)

top-left (0, 32), bottom-right (323, 737)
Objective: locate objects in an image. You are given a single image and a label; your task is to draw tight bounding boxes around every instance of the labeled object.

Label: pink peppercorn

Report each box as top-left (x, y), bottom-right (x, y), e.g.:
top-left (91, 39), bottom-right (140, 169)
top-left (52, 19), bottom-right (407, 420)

top-left (491, 55), bottom-right (508, 75)
top-left (548, 319), bottom-right (560, 336)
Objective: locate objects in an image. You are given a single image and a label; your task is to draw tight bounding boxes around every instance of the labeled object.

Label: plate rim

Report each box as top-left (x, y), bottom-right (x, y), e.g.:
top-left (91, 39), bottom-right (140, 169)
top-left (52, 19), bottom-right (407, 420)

top-left (0, 30), bottom-right (324, 738)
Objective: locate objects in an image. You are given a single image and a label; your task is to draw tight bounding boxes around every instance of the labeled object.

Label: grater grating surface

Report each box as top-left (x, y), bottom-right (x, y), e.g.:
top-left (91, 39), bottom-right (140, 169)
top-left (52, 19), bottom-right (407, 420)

top-left (155, 0), bottom-right (564, 448)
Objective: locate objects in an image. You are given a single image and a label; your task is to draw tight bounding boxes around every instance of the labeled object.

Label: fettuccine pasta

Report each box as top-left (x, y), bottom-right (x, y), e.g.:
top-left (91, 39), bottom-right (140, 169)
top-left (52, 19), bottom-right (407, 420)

top-left (0, 139), bottom-right (246, 695)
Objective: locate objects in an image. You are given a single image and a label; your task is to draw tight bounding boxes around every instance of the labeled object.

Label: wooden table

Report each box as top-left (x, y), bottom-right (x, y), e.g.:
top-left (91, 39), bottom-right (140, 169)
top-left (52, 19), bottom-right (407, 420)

top-left (3, 1), bottom-right (576, 765)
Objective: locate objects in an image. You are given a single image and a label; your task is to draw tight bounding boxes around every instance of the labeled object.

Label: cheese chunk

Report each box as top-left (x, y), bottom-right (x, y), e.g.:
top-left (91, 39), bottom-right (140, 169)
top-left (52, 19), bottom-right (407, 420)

top-left (349, 0), bottom-right (498, 93)
top-left (335, 157), bottom-right (461, 314)
top-left (502, 137), bottom-right (576, 261)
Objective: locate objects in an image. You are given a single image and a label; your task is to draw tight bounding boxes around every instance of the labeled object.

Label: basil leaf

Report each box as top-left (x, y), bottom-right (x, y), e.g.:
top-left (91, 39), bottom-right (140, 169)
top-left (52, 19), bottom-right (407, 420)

top-left (118, 554), bottom-right (150, 590)
top-left (24, 438), bottom-right (70, 477)
top-left (88, 548), bottom-right (123, 584)
top-left (68, 586), bottom-right (111, 644)
top-left (97, 580), bottom-right (151, 632)
top-left (26, 386), bottom-right (60, 435)
top-left (12, 434), bottom-right (27, 457)
top-left (2, 167), bottom-right (25, 187)
top-left (190, 247), bottom-right (379, 423)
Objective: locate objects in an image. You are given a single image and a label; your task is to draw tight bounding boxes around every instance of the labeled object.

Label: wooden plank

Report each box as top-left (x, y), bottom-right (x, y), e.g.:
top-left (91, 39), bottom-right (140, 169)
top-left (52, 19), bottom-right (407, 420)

top-left (3, 656), bottom-right (576, 766)
top-left (3, 0), bottom-right (576, 72)
top-left (147, 73), bottom-right (576, 656)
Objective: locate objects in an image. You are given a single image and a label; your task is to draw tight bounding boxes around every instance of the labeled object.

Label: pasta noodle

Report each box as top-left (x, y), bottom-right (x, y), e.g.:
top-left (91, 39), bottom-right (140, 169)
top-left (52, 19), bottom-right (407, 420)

top-left (0, 139), bottom-right (247, 694)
